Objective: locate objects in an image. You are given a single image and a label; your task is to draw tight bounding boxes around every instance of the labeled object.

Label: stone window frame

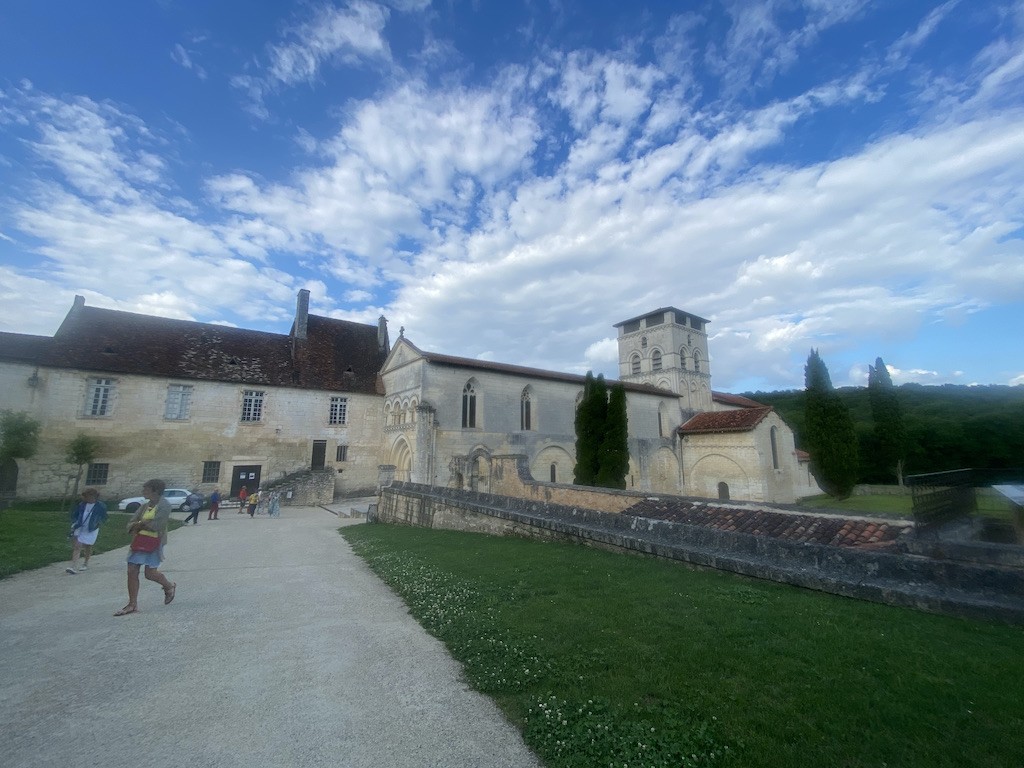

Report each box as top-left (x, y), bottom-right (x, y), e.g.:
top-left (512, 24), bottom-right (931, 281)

top-left (336, 444), bottom-right (348, 462)
top-left (461, 379), bottom-right (478, 429)
top-left (85, 462), bottom-right (109, 485)
top-left (329, 395), bottom-right (348, 425)
top-left (165, 383), bottom-right (193, 421)
top-left (202, 461), bottom-right (221, 483)
top-left (240, 390), bottom-right (265, 422)
top-left (651, 349), bottom-right (663, 372)
top-left (84, 377), bottom-right (115, 418)
top-left (630, 354), bottom-right (641, 375)
top-left (520, 386), bottom-right (534, 431)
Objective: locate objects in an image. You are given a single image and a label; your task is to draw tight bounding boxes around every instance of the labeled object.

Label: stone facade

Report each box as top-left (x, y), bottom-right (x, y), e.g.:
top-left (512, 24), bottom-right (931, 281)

top-left (0, 294), bottom-right (820, 504)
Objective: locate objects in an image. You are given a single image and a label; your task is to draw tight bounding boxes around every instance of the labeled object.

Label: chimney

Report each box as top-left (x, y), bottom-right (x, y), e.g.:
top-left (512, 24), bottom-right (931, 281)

top-left (73, 295), bottom-right (85, 310)
top-left (294, 289), bottom-right (309, 341)
top-left (377, 315), bottom-right (390, 354)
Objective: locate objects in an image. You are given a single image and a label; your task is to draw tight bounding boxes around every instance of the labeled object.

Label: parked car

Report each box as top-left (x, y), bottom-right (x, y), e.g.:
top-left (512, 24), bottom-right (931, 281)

top-left (118, 488), bottom-right (193, 513)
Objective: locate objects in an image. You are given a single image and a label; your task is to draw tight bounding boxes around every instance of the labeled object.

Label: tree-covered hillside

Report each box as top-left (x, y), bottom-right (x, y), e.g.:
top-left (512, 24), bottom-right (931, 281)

top-left (740, 384), bottom-right (1024, 483)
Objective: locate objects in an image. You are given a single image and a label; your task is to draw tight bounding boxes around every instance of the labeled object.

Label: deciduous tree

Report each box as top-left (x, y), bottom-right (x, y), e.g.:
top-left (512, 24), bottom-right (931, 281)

top-left (0, 410), bottom-right (40, 463)
top-left (65, 433), bottom-right (101, 506)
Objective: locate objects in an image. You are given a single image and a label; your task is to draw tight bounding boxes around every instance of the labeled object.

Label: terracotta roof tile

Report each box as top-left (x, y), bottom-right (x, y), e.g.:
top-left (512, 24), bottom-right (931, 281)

top-left (625, 497), bottom-right (911, 548)
top-left (679, 407), bottom-right (772, 434)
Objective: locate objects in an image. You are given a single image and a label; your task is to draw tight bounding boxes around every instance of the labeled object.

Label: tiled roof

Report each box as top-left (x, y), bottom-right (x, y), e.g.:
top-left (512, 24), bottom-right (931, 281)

top-left (625, 497), bottom-right (911, 548)
top-left (679, 407), bottom-right (772, 434)
top-left (3, 303), bottom-right (386, 394)
top-left (418, 348), bottom-right (675, 397)
top-left (0, 332), bottom-right (50, 364)
top-left (711, 391), bottom-right (766, 408)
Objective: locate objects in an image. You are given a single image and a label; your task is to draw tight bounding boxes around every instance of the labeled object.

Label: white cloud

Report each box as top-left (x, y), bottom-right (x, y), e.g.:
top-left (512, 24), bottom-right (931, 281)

top-left (2, 2), bottom-right (1023, 394)
top-left (233, 1), bottom-right (393, 117)
top-left (170, 43), bottom-right (208, 80)
top-left (267, 1), bottom-right (391, 86)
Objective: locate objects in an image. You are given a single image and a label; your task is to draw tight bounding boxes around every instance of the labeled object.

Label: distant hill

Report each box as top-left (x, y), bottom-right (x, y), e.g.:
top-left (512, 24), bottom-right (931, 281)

top-left (739, 384), bottom-right (1024, 483)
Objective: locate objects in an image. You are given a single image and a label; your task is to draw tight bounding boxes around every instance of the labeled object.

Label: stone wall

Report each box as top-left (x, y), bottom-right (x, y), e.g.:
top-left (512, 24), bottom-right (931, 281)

top-left (376, 482), bottom-right (1024, 625)
top-left (484, 454), bottom-right (649, 513)
top-left (0, 363), bottom-right (383, 500)
top-left (265, 469), bottom-right (336, 506)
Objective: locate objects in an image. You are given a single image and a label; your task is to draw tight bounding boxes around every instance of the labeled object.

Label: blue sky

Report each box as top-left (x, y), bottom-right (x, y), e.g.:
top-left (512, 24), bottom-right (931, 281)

top-left (1, 0), bottom-right (1022, 392)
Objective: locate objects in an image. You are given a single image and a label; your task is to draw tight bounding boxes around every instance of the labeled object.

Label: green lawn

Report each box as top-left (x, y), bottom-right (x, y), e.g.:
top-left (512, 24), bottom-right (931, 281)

top-left (797, 492), bottom-right (914, 516)
top-left (342, 523), bottom-right (1024, 768)
top-left (0, 503), bottom-right (183, 578)
top-left (799, 491), bottom-right (1018, 524)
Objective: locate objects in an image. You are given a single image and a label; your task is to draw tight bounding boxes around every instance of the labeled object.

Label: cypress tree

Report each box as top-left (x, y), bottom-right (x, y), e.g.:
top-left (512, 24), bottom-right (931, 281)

top-left (804, 349), bottom-right (859, 498)
top-left (573, 372), bottom-right (601, 485)
top-left (868, 357), bottom-right (907, 484)
top-left (596, 383), bottom-right (629, 489)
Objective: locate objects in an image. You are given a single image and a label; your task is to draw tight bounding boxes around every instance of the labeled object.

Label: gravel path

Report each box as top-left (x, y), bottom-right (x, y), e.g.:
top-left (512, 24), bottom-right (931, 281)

top-left (0, 503), bottom-right (541, 768)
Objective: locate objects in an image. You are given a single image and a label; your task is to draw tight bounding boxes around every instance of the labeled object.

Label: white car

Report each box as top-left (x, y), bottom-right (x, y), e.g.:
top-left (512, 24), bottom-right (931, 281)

top-left (118, 488), bottom-right (192, 513)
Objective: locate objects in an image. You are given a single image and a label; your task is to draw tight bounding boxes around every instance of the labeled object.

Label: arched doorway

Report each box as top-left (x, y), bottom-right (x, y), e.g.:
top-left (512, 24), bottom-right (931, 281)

top-left (469, 449), bottom-right (491, 493)
top-left (718, 481), bottom-right (730, 500)
top-left (390, 437), bottom-right (412, 482)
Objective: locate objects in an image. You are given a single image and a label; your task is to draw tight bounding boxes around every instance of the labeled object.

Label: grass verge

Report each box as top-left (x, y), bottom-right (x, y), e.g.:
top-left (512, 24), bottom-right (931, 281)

top-left (341, 523), bottom-right (1024, 768)
top-left (0, 504), bottom-right (183, 578)
top-left (796, 493), bottom-right (913, 516)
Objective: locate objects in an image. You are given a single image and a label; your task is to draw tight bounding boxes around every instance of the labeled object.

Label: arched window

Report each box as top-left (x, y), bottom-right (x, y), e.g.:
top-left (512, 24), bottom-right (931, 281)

top-left (718, 482), bottom-right (730, 500)
top-left (384, 402), bottom-right (393, 426)
top-left (770, 426), bottom-right (780, 470)
top-left (693, 350), bottom-right (702, 373)
top-left (462, 380), bottom-right (477, 428)
top-left (520, 387), bottom-right (533, 431)
top-left (651, 349), bottom-right (663, 371)
top-left (550, 463), bottom-right (557, 482)
top-left (630, 354), bottom-right (641, 375)
top-left (680, 346), bottom-right (689, 370)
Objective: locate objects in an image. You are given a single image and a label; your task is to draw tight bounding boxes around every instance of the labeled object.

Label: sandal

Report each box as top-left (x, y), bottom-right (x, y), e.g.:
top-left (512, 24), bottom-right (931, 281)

top-left (114, 605), bottom-right (139, 616)
top-left (164, 583), bottom-right (176, 605)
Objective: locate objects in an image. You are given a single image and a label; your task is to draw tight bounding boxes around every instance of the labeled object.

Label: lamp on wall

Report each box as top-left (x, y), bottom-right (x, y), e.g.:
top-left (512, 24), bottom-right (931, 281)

top-left (26, 369), bottom-right (40, 388)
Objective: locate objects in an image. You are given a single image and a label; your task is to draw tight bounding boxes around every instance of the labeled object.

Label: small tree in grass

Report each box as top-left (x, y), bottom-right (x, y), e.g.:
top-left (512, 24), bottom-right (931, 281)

top-left (65, 433), bottom-right (101, 509)
top-left (0, 410), bottom-right (40, 463)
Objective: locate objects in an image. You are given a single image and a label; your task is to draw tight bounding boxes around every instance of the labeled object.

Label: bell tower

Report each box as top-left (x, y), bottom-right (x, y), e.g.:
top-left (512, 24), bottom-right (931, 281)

top-left (614, 307), bottom-right (712, 413)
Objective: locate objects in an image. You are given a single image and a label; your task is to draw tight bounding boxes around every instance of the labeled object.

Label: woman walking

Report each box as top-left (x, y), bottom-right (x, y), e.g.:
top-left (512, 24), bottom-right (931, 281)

top-left (66, 488), bottom-right (107, 574)
top-left (115, 478), bottom-right (177, 616)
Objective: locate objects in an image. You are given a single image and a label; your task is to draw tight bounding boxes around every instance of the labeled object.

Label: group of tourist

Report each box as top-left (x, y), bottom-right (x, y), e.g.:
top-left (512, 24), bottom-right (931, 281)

top-left (235, 485), bottom-right (282, 517)
top-left (64, 480), bottom-right (282, 617)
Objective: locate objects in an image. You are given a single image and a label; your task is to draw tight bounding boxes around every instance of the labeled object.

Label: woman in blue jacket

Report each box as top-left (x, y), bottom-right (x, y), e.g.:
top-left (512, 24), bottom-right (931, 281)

top-left (66, 488), bottom-right (108, 574)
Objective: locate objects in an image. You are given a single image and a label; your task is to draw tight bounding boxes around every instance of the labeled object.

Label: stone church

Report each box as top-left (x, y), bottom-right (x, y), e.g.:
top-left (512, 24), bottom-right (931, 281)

top-left (0, 291), bottom-right (819, 504)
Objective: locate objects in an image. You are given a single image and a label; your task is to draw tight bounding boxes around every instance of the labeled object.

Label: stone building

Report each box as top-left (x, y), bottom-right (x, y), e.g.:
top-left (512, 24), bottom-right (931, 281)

top-left (0, 292), bottom-right (819, 504)
top-left (0, 292), bottom-right (388, 501)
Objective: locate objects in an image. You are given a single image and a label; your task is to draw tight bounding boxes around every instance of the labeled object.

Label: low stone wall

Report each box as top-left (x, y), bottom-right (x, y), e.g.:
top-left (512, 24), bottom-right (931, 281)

top-left (264, 469), bottom-right (335, 506)
top-left (486, 454), bottom-right (660, 513)
top-left (377, 482), bottom-right (1024, 625)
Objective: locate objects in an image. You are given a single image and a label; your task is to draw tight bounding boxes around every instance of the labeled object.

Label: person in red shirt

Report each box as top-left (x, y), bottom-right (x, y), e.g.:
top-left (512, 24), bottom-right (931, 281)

top-left (237, 485), bottom-right (248, 514)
